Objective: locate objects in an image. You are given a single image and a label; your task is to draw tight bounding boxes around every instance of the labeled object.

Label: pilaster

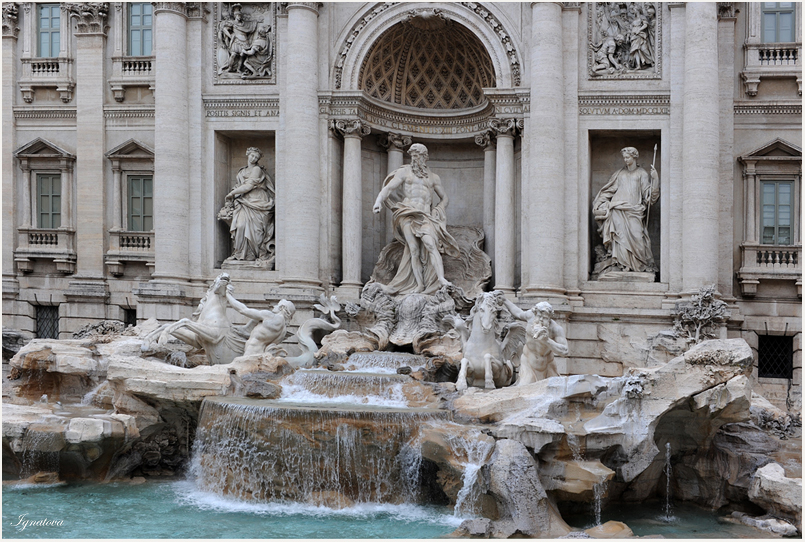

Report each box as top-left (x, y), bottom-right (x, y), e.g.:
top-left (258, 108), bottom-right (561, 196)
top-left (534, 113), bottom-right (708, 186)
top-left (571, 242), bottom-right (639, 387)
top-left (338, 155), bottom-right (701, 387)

top-left (475, 130), bottom-right (496, 263)
top-left (682, 2), bottom-right (720, 294)
top-left (71, 2), bottom-right (108, 281)
top-left (2, 3), bottom-right (19, 291)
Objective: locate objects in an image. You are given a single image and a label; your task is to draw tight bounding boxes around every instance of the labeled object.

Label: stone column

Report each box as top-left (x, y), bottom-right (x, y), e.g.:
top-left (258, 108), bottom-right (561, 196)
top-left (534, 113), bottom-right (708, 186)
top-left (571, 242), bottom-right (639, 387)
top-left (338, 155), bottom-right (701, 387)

top-left (282, 2), bottom-right (321, 288)
top-left (2, 3), bottom-right (19, 282)
top-left (526, 2), bottom-right (565, 297)
top-left (332, 119), bottom-right (370, 297)
top-left (20, 164), bottom-right (31, 227)
top-left (70, 3), bottom-right (108, 278)
top-left (111, 161), bottom-right (122, 230)
top-left (475, 130), bottom-right (496, 262)
top-left (378, 132), bottom-right (411, 245)
top-left (489, 118), bottom-right (517, 295)
top-left (682, 3), bottom-right (720, 293)
top-left (742, 162), bottom-right (757, 243)
top-left (152, 3), bottom-right (189, 281)
top-left (60, 160), bottom-right (73, 229)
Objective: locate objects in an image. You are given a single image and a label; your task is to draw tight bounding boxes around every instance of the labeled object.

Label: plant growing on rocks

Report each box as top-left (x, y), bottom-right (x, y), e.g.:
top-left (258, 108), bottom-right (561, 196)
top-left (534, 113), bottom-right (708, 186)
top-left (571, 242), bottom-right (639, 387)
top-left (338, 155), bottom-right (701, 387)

top-left (673, 285), bottom-right (728, 344)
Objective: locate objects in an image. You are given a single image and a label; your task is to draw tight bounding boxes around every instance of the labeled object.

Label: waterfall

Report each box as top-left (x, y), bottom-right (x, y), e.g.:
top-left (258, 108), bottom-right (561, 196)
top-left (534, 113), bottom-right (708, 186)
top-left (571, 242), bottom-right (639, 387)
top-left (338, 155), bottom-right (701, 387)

top-left (191, 397), bottom-right (447, 506)
top-left (279, 370), bottom-right (409, 407)
top-left (343, 352), bottom-right (426, 374)
top-left (662, 442), bottom-right (674, 521)
top-left (20, 429), bottom-right (61, 478)
top-left (80, 381), bottom-right (107, 406)
top-left (441, 425), bottom-right (494, 517)
top-left (593, 481), bottom-right (604, 526)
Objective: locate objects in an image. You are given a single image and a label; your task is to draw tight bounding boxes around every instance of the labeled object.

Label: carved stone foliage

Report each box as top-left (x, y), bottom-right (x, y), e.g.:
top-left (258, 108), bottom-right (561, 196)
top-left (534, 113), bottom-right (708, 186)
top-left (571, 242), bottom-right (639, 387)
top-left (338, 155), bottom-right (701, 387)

top-left (331, 119), bottom-right (371, 139)
top-left (588, 2), bottom-right (661, 80)
top-left (2, 2), bottom-right (19, 38)
top-left (377, 132), bottom-right (411, 151)
top-left (214, 3), bottom-right (276, 84)
top-left (672, 285), bottom-right (728, 344)
top-left (359, 16), bottom-right (494, 110)
top-left (488, 117), bottom-right (517, 137)
top-left (66, 3), bottom-right (109, 35)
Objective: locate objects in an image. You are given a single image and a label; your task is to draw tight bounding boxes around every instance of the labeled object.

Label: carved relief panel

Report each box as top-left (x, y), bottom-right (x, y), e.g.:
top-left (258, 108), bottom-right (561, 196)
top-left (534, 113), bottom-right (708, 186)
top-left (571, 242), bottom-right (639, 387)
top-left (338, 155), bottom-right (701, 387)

top-left (588, 2), bottom-right (661, 80)
top-left (213, 2), bottom-right (276, 84)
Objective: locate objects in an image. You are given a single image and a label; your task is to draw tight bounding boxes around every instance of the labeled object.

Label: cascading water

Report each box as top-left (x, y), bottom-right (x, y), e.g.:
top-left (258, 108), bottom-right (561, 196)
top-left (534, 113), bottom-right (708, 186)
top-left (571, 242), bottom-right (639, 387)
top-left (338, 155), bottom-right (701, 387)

top-left (592, 481), bottom-right (604, 526)
top-left (661, 442), bottom-right (675, 522)
top-left (448, 428), bottom-right (494, 517)
top-left (20, 428), bottom-right (61, 478)
top-left (279, 369), bottom-right (409, 407)
top-left (342, 352), bottom-right (426, 374)
top-left (191, 397), bottom-right (448, 506)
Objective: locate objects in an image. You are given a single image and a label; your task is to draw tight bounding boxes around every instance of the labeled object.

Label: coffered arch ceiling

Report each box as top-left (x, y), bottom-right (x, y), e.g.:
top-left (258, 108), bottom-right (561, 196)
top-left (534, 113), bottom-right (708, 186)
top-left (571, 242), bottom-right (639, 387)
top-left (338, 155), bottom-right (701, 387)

top-left (358, 18), bottom-right (496, 110)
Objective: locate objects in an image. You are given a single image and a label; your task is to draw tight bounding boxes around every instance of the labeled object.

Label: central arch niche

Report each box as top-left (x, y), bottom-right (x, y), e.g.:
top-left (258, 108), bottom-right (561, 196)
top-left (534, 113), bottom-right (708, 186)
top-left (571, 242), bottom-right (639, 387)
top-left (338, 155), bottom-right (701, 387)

top-left (359, 18), bottom-right (496, 110)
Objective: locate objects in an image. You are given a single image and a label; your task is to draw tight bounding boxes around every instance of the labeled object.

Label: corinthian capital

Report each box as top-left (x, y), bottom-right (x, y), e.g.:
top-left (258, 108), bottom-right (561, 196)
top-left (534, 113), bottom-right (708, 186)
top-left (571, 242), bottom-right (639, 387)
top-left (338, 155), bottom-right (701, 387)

top-left (66, 3), bottom-right (109, 35)
top-left (474, 130), bottom-right (495, 149)
top-left (488, 118), bottom-right (518, 137)
top-left (377, 132), bottom-right (412, 151)
top-left (331, 119), bottom-right (371, 139)
top-left (2, 3), bottom-right (19, 38)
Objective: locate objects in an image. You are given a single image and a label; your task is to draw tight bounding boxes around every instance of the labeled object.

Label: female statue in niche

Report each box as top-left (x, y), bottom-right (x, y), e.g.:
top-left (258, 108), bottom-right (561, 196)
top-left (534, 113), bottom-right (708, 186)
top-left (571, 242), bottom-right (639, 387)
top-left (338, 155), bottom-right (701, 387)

top-left (218, 147), bottom-right (275, 267)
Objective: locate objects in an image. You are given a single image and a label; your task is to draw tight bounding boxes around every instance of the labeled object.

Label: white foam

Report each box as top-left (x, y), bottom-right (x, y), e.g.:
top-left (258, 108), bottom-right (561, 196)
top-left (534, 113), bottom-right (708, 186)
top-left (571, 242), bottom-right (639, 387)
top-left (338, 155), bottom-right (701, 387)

top-left (171, 481), bottom-right (462, 526)
top-left (278, 383), bottom-right (409, 408)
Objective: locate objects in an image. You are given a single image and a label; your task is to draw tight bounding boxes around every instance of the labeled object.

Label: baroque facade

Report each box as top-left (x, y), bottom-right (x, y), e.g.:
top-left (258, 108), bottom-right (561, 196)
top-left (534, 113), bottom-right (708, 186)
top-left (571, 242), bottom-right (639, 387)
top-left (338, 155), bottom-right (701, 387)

top-left (2, 2), bottom-right (802, 410)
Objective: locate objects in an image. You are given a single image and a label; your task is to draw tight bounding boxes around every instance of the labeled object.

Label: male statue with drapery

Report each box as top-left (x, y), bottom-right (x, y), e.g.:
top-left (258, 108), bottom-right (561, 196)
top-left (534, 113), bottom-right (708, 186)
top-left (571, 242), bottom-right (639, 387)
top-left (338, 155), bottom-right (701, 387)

top-left (592, 146), bottom-right (659, 276)
top-left (372, 143), bottom-right (460, 295)
top-left (218, 147), bottom-right (275, 267)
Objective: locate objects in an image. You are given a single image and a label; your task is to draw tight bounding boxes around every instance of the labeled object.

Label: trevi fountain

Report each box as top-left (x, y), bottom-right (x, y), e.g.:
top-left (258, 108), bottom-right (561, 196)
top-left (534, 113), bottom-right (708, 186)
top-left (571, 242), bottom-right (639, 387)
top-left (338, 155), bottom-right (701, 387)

top-left (1, 1), bottom-right (801, 539)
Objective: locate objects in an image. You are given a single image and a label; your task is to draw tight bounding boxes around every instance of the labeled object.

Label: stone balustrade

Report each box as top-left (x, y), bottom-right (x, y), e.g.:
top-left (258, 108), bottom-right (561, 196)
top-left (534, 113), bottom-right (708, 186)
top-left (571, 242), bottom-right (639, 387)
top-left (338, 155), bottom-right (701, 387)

top-left (105, 230), bottom-right (155, 276)
top-left (18, 57), bottom-right (74, 103)
top-left (13, 227), bottom-right (76, 274)
top-left (737, 243), bottom-right (802, 297)
top-left (109, 56), bottom-right (155, 102)
top-left (742, 42), bottom-right (802, 96)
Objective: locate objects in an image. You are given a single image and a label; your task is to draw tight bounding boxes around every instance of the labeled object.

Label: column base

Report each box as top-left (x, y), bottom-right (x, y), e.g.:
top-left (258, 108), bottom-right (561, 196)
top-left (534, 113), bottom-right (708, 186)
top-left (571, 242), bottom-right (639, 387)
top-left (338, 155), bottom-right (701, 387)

top-left (336, 282), bottom-right (363, 302)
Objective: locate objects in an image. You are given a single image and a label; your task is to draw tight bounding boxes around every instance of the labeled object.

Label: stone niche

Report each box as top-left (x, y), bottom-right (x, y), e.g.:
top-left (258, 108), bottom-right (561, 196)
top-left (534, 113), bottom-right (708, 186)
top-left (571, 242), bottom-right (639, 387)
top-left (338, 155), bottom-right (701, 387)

top-left (359, 139), bottom-right (495, 281)
top-left (213, 131), bottom-right (276, 268)
top-left (588, 131), bottom-right (661, 281)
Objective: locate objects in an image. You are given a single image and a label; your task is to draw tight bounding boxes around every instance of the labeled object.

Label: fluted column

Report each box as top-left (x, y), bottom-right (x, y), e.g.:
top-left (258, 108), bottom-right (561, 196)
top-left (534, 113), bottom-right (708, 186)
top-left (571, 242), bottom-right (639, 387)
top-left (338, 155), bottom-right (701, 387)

top-left (682, 3), bottom-right (720, 293)
top-left (3, 4), bottom-right (19, 280)
top-left (526, 2), bottom-right (565, 297)
top-left (333, 119), bottom-right (370, 296)
top-left (489, 119), bottom-right (516, 294)
top-left (378, 132), bottom-right (411, 245)
top-left (475, 130), bottom-right (496, 262)
top-left (71, 3), bottom-right (108, 278)
top-left (153, 3), bottom-right (189, 280)
top-left (282, 2), bottom-right (321, 287)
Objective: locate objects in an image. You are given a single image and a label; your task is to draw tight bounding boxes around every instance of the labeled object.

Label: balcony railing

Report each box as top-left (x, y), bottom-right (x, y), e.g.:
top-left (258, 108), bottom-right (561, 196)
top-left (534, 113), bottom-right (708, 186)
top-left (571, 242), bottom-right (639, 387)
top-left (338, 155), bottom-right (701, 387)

top-left (19, 58), bottom-right (74, 103)
top-left (109, 56), bottom-right (155, 102)
top-left (14, 227), bottom-right (76, 274)
top-left (738, 243), bottom-right (802, 297)
top-left (105, 230), bottom-right (155, 276)
top-left (742, 42), bottom-right (802, 96)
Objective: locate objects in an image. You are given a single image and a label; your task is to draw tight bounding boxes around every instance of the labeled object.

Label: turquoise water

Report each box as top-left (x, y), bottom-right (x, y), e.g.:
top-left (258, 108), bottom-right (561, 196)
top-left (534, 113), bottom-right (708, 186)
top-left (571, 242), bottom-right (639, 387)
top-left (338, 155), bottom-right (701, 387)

top-left (563, 500), bottom-right (779, 539)
top-left (2, 480), bottom-right (462, 539)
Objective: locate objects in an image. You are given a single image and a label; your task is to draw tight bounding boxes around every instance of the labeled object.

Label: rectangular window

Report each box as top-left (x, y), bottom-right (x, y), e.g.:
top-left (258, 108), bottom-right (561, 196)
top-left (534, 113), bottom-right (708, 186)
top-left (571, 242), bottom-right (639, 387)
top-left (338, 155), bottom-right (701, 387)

top-left (128, 175), bottom-right (153, 231)
top-left (758, 335), bottom-right (793, 379)
top-left (128, 3), bottom-right (153, 56)
top-left (37, 174), bottom-right (61, 229)
top-left (38, 4), bottom-right (60, 58)
top-left (761, 181), bottom-right (792, 245)
top-left (762, 2), bottom-right (796, 43)
top-left (35, 305), bottom-right (59, 339)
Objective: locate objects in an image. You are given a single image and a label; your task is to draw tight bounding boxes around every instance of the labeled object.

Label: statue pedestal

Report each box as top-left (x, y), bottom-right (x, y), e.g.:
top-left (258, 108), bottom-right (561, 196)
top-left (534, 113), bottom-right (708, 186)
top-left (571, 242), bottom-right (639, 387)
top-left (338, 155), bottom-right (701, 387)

top-left (221, 258), bottom-right (274, 271)
top-left (597, 271), bottom-right (655, 282)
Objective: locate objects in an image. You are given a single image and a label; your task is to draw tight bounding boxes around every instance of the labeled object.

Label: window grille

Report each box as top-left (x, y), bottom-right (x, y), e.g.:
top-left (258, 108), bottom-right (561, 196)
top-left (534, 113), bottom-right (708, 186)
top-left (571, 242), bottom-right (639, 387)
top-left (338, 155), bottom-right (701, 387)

top-left (35, 305), bottom-right (59, 339)
top-left (758, 335), bottom-right (793, 379)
